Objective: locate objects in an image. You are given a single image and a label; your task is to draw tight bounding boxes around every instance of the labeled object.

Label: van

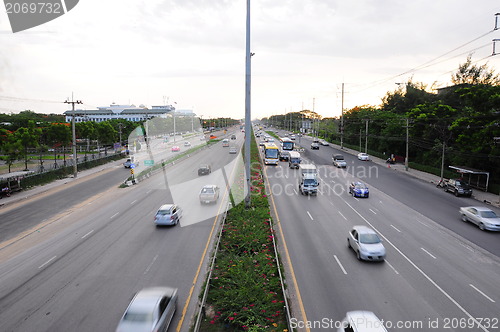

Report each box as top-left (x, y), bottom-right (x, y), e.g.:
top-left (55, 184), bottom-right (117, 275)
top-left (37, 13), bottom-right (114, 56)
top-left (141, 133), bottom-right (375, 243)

top-left (288, 151), bottom-right (301, 168)
top-left (337, 311), bottom-right (387, 332)
top-left (222, 139), bottom-right (229, 147)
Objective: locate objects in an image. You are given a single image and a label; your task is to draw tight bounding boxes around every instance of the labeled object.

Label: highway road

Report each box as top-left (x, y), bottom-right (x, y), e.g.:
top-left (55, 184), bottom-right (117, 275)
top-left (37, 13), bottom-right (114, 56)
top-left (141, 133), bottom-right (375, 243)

top-left (262, 130), bottom-right (500, 331)
top-left (0, 128), bottom-right (245, 332)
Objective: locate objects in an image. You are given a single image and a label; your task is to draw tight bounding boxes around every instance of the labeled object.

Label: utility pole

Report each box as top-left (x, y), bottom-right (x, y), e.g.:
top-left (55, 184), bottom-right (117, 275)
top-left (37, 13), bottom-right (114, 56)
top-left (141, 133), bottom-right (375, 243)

top-left (404, 118), bottom-right (411, 171)
top-left (365, 119), bottom-right (369, 153)
top-left (65, 96), bottom-right (82, 178)
top-left (340, 83), bottom-right (344, 149)
top-left (440, 141), bottom-right (446, 183)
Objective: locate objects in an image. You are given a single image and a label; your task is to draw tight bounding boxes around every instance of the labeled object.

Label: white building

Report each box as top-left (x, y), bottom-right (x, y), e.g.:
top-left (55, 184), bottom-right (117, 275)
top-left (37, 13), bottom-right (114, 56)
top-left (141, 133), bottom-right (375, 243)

top-left (64, 103), bottom-right (175, 123)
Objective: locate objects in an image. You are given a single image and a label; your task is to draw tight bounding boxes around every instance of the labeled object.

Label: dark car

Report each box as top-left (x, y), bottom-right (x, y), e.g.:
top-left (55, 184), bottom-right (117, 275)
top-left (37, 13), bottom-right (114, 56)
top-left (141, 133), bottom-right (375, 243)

top-left (198, 164), bottom-right (211, 176)
top-left (444, 179), bottom-right (472, 197)
top-left (231, 134), bottom-right (236, 140)
top-left (349, 182), bottom-right (369, 198)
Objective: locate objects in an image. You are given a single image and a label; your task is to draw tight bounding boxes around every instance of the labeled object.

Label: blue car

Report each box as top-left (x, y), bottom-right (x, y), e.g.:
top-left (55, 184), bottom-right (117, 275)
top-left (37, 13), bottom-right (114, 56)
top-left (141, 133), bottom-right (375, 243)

top-left (349, 182), bottom-right (369, 198)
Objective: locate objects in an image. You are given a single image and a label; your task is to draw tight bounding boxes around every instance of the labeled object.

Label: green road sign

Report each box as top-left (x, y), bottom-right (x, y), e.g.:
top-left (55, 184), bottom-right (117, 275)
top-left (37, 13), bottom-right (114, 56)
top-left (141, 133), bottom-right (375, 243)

top-left (144, 160), bottom-right (154, 166)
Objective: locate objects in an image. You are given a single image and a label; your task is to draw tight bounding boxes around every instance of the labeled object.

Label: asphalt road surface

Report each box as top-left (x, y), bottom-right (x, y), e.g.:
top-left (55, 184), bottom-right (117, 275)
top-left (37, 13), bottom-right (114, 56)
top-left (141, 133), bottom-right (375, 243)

top-left (0, 129), bottom-right (245, 332)
top-left (262, 130), bottom-right (500, 332)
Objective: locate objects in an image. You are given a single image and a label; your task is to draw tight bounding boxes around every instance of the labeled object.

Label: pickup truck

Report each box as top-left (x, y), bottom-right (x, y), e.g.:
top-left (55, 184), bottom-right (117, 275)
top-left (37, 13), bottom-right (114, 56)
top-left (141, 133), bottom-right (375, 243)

top-left (199, 185), bottom-right (220, 204)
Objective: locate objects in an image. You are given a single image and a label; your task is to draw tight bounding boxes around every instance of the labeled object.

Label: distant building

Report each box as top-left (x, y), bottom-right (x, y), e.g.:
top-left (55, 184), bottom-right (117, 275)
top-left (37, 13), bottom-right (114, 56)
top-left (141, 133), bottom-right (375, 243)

top-left (64, 103), bottom-right (175, 123)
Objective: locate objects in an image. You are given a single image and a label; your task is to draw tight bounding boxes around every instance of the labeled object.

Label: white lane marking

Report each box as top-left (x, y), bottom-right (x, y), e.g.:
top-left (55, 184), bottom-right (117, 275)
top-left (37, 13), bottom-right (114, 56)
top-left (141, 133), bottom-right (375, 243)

top-left (390, 225), bottom-right (401, 232)
top-left (333, 255), bottom-right (347, 274)
top-left (144, 255), bottom-right (159, 275)
top-left (338, 211), bottom-right (347, 220)
top-left (306, 211), bottom-right (314, 221)
top-left (39, 256), bottom-right (57, 269)
top-left (318, 189), bottom-right (324, 195)
top-left (146, 189), bottom-right (152, 194)
top-left (81, 230), bottom-right (94, 239)
top-left (384, 259), bottom-right (399, 274)
top-left (415, 218), bottom-right (429, 228)
top-left (331, 180), bottom-right (336, 184)
top-left (293, 189), bottom-right (298, 195)
top-left (421, 247), bottom-right (437, 259)
top-left (130, 200), bottom-right (137, 205)
top-left (469, 284), bottom-right (495, 303)
top-left (335, 189), bottom-right (490, 331)
top-left (369, 208), bottom-right (377, 215)
top-left (110, 212), bottom-right (119, 219)
top-left (379, 200), bottom-right (383, 204)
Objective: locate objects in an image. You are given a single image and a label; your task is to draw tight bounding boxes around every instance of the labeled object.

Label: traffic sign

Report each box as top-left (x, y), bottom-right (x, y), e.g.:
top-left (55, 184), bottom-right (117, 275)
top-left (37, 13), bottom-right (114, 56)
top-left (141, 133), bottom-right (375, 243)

top-left (144, 160), bottom-right (154, 166)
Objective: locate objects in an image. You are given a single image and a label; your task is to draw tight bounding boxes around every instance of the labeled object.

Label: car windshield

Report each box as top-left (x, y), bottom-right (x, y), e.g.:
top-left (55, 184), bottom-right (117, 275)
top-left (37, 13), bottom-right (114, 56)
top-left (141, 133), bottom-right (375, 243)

top-left (480, 211), bottom-right (498, 218)
top-left (123, 311), bottom-right (154, 323)
top-left (359, 233), bottom-right (381, 244)
top-left (355, 183), bottom-right (367, 189)
top-left (202, 188), bottom-right (214, 194)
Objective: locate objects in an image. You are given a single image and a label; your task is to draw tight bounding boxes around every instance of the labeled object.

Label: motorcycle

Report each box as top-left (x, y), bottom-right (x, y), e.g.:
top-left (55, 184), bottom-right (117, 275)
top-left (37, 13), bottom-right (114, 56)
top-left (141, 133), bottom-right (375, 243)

top-left (0, 187), bottom-right (12, 198)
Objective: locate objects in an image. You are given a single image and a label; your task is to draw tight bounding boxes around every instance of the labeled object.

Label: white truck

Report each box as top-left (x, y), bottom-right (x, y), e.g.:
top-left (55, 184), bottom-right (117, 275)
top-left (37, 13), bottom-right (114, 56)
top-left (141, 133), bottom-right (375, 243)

top-left (298, 164), bottom-right (318, 195)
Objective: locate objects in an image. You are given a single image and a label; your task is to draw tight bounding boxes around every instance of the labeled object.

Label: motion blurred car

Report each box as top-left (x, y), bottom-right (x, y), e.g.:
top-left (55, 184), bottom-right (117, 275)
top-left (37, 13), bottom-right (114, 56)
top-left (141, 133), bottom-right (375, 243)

top-left (154, 204), bottom-right (181, 226)
top-left (198, 164), bottom-right (211, 176)
top-left (123, 158), bottom-right (133, 168)
top-left (310, 142), bottom-right (320, 150)
top-left (349, 182), bottom-right (369, 198)
top-left (184, 141), bottom-right (191, 147)
top-left (231, 134), bottom-right (236, 140)
top-left (229, 146), bottom-right (237, 154)
top-left (171, 146), bottom-right (180, 152)
top-left (338, 311), bottom-right (388, 332)
top-left (444, 179), bottom-right (472, 197)
top-left (460, 206), bottom-right (500, 231)
top-left (199, 185), bottom-right (220, 204)
top-left (319, 140), bottom-right (329, 146)
top-left (347, 226), bottom-right (386, 261)
top-left (357, 152), bottom-right (370, 161)
top-left (222, 139), bottom-right (229, 147)
top-left (116, 287), bottom-right (177, 332)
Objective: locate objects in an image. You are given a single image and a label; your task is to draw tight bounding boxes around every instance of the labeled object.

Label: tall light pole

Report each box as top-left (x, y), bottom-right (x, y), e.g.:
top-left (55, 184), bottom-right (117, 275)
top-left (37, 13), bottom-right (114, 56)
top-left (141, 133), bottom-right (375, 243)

top-left (340, 83), bottom-right (344, 149)
top-left (65, 95), bottom-right (82, 178)
top-left (244, 0), bottom-right (252, 208)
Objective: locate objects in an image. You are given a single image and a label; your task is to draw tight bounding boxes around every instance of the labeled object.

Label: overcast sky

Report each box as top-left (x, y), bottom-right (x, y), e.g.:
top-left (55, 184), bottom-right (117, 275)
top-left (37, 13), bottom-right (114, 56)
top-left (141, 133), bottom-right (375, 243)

top-left (1, 0), bottom-right (499, 120)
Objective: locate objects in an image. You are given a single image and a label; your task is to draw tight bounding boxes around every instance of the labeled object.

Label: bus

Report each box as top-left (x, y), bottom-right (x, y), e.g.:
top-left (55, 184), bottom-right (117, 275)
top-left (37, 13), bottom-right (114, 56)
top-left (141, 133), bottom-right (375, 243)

top-left (280, 137), bottom-right (294, 151)
top-left (279, 137), bottom-right (294, 161)
top-left (263, 143), bottom-right (279, 165)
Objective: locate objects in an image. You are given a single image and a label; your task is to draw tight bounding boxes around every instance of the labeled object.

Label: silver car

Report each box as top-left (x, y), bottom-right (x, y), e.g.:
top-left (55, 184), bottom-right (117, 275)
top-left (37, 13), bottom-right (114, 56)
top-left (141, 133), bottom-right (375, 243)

top-left (460, 206), bottom-right (500, 231)
top-left (116, 287), bottom-right (177, 332)
top-left (154, 204), bottom-right (182, 226)
top-left (347, 226), bottom-right (386, 261)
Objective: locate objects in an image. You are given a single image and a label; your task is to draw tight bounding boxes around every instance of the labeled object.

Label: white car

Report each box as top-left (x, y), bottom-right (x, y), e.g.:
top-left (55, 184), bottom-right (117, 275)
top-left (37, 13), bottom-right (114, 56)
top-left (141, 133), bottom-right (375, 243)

top-left (357, 152), bottom-right (370, 161)
top-left (347, 225), bottom-right (385, 261)
top-left (460, 206), bottom-right (500, 231)
top-left (319, 140), bottom-right (329, 146)
top-left (338, 311), bottom-right (387, 332)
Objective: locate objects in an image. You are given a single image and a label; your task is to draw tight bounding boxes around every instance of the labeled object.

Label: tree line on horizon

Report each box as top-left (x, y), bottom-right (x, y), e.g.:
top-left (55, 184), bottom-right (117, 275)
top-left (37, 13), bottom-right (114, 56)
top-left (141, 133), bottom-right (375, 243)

top-left (261, 56), bottom-right (500, 191)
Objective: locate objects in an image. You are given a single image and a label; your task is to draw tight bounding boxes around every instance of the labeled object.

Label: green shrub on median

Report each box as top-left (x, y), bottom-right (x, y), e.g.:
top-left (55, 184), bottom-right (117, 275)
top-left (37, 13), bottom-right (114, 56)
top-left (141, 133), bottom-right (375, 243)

top-left (200, 136), bottom-right (288, 332)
